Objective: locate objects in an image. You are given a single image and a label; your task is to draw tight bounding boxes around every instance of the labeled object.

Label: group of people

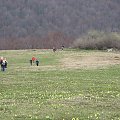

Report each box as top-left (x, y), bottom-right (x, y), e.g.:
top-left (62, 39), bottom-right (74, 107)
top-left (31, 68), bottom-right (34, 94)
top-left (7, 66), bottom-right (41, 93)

top-left (0, 46), bottom-right (65, 71)
top-left (0, 57), bottom-right (8, 71)
top-left (30, 56), bottom-right (39, 66)
top-left (0, 55), bottom-right (39, 72)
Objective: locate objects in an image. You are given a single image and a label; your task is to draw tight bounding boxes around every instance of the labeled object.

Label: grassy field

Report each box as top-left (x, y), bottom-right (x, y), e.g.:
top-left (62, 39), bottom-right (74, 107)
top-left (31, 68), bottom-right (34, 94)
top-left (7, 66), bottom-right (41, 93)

top-left (0, 49), bottom-right (120, 120)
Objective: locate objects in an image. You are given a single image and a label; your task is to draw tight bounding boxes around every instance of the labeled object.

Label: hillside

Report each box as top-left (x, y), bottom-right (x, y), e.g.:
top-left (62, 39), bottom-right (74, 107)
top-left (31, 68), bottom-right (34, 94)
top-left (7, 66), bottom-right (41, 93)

top-left (0, 0), bottom-right (120, 49)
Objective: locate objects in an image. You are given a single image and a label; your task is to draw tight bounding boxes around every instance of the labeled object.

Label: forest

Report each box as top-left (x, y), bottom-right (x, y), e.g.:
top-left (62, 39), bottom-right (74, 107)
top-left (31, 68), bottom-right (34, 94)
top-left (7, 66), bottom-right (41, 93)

top-left (0, 0), bottom-right (120, 49)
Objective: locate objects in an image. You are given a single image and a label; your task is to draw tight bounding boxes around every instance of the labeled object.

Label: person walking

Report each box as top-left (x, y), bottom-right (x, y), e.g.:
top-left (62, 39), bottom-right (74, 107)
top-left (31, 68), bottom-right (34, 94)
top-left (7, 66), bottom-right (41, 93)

top-left (4, 58), bottom-right (7, 68)
top-left (32, 56), bottom-right (36, 63)
top-left (30, 59), bottom-right (32, 65)
top-left (0, 56), bottom-right (3, 64)
top-left (36, 59), bottom-right (39, 66)
top-left (0, 57), bottom-right (3, 71)
top-left (61, 45), bottom-right (64, 50)
top-left (1, 60), bottom-right (6, 71)
top-left (53, 47), bottom-right (56, 52)
top-left (1, 58), bottom-right (8, 71)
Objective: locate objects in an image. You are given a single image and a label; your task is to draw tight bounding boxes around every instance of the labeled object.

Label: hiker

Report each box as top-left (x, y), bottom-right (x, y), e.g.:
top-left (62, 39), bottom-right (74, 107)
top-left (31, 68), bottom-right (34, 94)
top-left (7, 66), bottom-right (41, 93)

top-left (36, 59), bottom-right (39, 66)
top-left (1, 60), bottom-right (6, 71)
top-left (53, 47), bottom-right (56, 52)
top-left (0, 57), bottom-right (3, 71)
top-left (32, 56), bottom-right (36, 63)
top-left (61, 45), bottom-right (64, 50)
top-left (4, 58), bottom-right (7, 68)
top-left (0, 56), bottom-right (3, 65)
top-left (30, 59), bottom-right (32, 65)
top-left (0, 57), bottom-right (8, 71)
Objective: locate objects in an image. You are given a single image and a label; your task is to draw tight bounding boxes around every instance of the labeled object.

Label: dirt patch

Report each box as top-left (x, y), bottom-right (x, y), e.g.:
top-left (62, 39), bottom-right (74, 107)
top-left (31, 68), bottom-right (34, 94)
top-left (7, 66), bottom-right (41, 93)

top-left (61, 52), bottom-right (120, 69)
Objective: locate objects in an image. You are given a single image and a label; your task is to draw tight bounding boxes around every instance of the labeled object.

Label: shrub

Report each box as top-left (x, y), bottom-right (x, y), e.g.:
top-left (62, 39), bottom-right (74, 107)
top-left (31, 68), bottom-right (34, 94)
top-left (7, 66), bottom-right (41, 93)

top-left (73, 30), bottom-right (120, 50)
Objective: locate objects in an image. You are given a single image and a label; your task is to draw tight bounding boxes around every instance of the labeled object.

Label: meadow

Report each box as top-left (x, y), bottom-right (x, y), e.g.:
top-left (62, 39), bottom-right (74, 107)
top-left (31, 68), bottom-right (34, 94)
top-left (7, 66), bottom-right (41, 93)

top-left (0, 49), bottom-right (120, 120)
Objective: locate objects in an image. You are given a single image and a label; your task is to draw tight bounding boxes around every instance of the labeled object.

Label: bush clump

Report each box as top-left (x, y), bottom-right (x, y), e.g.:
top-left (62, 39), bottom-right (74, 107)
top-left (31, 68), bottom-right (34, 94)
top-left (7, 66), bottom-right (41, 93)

top-left (73, 30), bottom-right (120, 50)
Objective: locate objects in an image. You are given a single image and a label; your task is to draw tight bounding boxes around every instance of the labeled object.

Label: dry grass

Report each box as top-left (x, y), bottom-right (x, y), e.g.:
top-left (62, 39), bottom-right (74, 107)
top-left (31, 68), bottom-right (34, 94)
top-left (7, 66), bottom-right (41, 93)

top-left (61, 51), bottom-right (120, 69)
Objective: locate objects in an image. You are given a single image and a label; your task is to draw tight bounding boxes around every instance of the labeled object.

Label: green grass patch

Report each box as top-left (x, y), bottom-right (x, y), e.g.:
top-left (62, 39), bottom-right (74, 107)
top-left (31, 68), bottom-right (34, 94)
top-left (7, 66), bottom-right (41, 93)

top-left (0, 49), bottom-right (120, 120)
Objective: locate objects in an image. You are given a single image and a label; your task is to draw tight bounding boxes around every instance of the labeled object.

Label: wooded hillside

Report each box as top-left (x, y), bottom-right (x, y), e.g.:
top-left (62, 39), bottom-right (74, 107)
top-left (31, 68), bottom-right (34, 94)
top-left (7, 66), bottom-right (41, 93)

top-left (0, 0), bottom-right (120, 49)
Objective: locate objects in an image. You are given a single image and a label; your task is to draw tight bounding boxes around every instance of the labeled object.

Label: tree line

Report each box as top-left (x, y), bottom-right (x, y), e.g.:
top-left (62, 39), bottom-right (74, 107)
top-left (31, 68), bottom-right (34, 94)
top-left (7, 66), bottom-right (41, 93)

top-left (0, 0), bottom-right (120, 49)
top-left (0, 32), bottom-right (73, 50)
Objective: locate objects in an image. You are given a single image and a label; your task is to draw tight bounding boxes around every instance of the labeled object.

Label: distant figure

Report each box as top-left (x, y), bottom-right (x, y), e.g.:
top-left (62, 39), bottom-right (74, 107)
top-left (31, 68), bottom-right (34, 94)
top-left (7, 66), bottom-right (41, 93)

top-left (30, 59), bottom-right (32, 65)
top-left (0, 57), bottom-right (3, 71)
top-left (0, 56), bottom-right (3, 65)
top-left (61, 45), bottom-right (64, 50)
top-left (53, 47), bottom-right (56, 52)
top-left (1, 60), bottom-right (6, 71)
top-left (32, 56), bottom-right (36, 63)
top-left (0, 57), bottom-right (8, 71)
top-left (36, 59), bottom-right (39, 66)
top-left (4, 58), bottom-right (8, 68)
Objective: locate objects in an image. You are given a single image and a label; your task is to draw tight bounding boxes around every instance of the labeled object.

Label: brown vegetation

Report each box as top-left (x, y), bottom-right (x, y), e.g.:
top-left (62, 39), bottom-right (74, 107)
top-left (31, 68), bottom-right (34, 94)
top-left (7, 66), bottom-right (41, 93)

top-left (73, 31), bottom-right (120, 50)
top-left (61, 51), bottom-right (120, 69)
top-left (0, 32), bottom-right (72, 50)
top-left (0, 0), bottom-right (120, 49)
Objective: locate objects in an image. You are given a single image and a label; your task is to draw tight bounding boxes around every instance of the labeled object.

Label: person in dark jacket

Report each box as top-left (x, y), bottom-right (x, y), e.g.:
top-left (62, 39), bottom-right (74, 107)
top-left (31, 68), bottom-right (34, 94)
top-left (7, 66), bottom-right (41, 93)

top-left (53, 47), bottom-right (56, 52)
top-left (0, 57), bottom-right (3, 71)
top-left (36, 59), bottom-right (39, 66)
top-left (4, 58), bottom-right (7, 68)
top-left (61, 45), bottom-right (64, 50)
top-left (30, 59), bottom-right (32, 65)
top-left (1, 60), bottom-right (6, 71)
